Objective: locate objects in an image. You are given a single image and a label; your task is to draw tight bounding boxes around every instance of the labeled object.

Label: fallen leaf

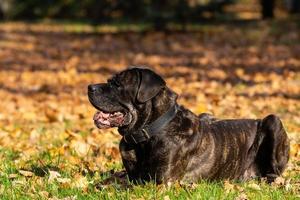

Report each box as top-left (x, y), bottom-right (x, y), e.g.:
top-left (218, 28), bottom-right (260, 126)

top-left (39, 191), bottom-right (49, 198)
top-left (235, 193), bottom-right (248, 200)
top-left (8, 174), bottom-right (18, 179)
top-left (247, 183), bottom-right (261, 191)
top-left (272, 176), bottom-right (285, 186)
top-left (19, 170), bottom-right (34, 177)
top-left (224, 180), bottom-right (235, 193)
top-left (71, 174), bottom-right (89, 189)
top-left (49, 195), bottom-right (77, 200)
top-left (56, 177), bottom-right (71, 184)
top-left (71, 140), bottom-right (91, 157)
top-left (164, 195), bottom-right (171, 200)
top-left (48, 170), bottom-right (61, 182)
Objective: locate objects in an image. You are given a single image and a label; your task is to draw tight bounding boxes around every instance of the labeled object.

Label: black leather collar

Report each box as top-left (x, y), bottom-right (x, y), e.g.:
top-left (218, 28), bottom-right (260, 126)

top-left (123, 104), bottom-right (178, 144)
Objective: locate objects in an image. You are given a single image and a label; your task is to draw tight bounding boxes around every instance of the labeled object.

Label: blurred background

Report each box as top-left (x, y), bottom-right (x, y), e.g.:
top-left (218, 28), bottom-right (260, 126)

top-left (0, 0), bottom-right (300, 29)
top-left (0, 0), bottom-right (299, 198)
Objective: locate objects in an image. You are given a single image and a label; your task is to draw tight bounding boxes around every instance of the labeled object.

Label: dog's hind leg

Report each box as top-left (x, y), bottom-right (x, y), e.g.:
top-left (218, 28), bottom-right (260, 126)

top-left (255, 114), bottom-right (290, 182)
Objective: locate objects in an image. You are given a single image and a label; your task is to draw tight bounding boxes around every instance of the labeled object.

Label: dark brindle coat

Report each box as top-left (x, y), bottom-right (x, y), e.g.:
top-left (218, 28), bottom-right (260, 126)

top-left (88, 67), bottom-right (289, 183)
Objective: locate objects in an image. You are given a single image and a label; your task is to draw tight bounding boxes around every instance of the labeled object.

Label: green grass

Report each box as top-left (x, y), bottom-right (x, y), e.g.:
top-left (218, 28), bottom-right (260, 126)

top-left (0, 148), bottom-right (299, 200)
top-left (0, 175), bottom-right (298, 199)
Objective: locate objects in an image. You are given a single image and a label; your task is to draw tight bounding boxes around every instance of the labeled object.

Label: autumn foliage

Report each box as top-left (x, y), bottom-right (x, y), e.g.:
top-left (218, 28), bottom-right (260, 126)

top-left (0, 21), bottom-right (299, 198)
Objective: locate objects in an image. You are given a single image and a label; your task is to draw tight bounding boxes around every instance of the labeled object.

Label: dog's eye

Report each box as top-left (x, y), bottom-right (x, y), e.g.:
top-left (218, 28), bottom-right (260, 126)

top-left (108, 79), bottom-right (122, 89)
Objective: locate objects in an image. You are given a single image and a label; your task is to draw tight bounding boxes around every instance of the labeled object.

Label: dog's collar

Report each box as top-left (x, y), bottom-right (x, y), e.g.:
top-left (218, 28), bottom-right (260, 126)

top-left (123, 104), bottom-right (178, 144)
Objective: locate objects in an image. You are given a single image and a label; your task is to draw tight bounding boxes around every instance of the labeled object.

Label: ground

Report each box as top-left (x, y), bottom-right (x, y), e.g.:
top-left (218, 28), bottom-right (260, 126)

top-left (0, 20), bottom-right (299, 199)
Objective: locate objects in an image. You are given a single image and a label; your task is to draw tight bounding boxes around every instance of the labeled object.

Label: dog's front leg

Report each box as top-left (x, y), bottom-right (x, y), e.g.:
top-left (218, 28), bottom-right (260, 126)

top-left (119, 138), bottom-right (139, 181)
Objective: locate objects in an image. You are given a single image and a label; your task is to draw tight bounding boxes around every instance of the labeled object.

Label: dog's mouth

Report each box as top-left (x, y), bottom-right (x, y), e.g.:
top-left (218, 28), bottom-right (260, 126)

top-left (93, 109), bottom-right (125, 129)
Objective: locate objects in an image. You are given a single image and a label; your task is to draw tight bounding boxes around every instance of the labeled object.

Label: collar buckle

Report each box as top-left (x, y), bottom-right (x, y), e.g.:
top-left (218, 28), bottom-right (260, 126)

top-left (141, 128), bottom-right (150, 140)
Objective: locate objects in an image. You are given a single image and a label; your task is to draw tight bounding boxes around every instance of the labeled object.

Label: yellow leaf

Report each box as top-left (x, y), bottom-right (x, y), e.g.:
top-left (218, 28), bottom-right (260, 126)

top-left (39, 191), bottom-right (49, 198)
top-left (48, 170), bottom-right (61, 182)
top-left (71, 174), bottom-right (89, 189)
top-left (56, 177), bottom-right (71, 184)
top-left (194, 103), bottom-right (207, 114)
top-left (224, 180), bottom-right (235, 193)
top-left (290, 143), bottom-right (300, 158)
top-left (8, 174), bottom-right (18, 179)
top-left (19, 170), bottom-right (34, 177)
top-left (273, 177), bottom-right (285, 186)
top-left (71, 140), bottom-right (91, 157)
top-left (235, 193), bottom-right (248, 200)
top-left (247, 183), bottom-right (261, 191)
top-left (164, 195), bottom-right (171, 200)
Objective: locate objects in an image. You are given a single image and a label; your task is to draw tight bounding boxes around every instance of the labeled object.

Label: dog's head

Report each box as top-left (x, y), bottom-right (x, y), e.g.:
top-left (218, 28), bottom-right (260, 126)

top-left (88, 67), bottom-right (177, 132)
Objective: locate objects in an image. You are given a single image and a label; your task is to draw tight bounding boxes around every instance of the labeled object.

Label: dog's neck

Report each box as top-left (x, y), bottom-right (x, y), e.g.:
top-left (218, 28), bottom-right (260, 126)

top-left (121, 102), bottom-right (178, 145)
top-left (118, 88), bottom-right (178, 141)
top-left (149, 88), bottom-right (178, 122)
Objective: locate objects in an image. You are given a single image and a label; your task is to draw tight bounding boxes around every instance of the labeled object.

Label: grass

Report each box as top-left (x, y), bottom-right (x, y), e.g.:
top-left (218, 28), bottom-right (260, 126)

top-left (0, 147), bottom-right (299, 199)
top-left (0, 173), bottom-right (298, 199)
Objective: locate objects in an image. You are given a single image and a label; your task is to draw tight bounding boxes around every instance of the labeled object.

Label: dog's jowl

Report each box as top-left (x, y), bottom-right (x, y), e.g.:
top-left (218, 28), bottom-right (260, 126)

top-left (88, 67), bottom-right (290, 183)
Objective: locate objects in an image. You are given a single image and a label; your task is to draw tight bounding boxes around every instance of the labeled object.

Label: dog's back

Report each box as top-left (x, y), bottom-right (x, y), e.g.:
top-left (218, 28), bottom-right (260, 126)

top-left (184, 118), bottom-right (260, 181)
top-left (189, 114), bottom-right (289, 182)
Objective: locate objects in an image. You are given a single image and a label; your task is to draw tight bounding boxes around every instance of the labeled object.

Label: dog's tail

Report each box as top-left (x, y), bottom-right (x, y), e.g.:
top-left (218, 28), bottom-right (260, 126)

top-left (255, 114), bottom-right (290, 182)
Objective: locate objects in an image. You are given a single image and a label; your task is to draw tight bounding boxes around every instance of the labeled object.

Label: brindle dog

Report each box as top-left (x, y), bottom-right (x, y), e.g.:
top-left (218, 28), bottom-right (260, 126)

top-left (88, 67), bottom-right (289, 183)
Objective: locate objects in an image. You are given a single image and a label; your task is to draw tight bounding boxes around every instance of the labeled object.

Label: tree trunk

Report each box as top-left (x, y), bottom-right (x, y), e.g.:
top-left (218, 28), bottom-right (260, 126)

top-left (260, 0), bottom-right (275, 19)
top-left (287, 0), bottom-right (300, 14)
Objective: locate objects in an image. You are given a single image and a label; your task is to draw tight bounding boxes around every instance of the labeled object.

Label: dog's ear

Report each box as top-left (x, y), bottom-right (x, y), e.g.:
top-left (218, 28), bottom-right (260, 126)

top-left (136, 68), bottom-right (166, 103)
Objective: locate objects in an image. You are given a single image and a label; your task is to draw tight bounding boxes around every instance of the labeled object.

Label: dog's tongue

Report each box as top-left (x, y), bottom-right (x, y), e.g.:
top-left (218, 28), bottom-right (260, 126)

top-left (93, 112), bottom-right (110, 121)
top-left (93, 111), bottom-right (124, 129)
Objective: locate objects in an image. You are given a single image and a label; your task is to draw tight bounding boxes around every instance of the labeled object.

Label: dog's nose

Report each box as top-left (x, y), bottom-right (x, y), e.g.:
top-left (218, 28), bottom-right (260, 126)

top-left (88, 84), bottom-right (99, 92)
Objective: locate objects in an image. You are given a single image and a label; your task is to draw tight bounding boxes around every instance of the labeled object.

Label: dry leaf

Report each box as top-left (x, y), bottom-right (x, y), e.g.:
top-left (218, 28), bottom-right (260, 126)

top-left (290, 143), bottom-right (300, 158)
top-left (224, 180), bottom-right (235, 193)
top-left (247, 183), bottom-right (261, 191)
top-left (56, 178), bottom-right (71, 184)
top-left (71, 174), bottom-right (89, 189)
top-left (49, 195), bottom-right (77, 200)
top-left (48, 170), bottom-right (61, 182)
top-left (19, 170), bottom-right (34, 177)
top-left (235, 193), bottom-right (248, 200)
top-left (164, 195), bottom-right (171, 200)
top-left (12, 180), bottom-right (26, 186)
top-left (273, 177), bottom-right (285, 186)
top-left (39, 191), bottom-right (49, 198)
top-left (71, 140), bottom-right (91, 157)
top-left (8, 174), bottom-right (18, 179)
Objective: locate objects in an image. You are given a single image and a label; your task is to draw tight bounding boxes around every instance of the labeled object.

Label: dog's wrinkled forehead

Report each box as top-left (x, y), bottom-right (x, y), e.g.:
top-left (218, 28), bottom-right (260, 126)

top-left (110, 68), bottom-right (139, 87)
top-left (110, 67), bottom-right (166, 103)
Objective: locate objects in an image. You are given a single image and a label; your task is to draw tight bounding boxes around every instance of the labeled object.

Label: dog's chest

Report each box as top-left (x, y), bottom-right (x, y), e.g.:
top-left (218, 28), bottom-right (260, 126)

top-left (132, 137), bottom-right (190, 181)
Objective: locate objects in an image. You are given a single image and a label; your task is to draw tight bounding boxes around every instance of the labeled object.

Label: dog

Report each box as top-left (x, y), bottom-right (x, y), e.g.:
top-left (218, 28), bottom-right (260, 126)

top-left (88, 67), bottom-right (289, 184)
